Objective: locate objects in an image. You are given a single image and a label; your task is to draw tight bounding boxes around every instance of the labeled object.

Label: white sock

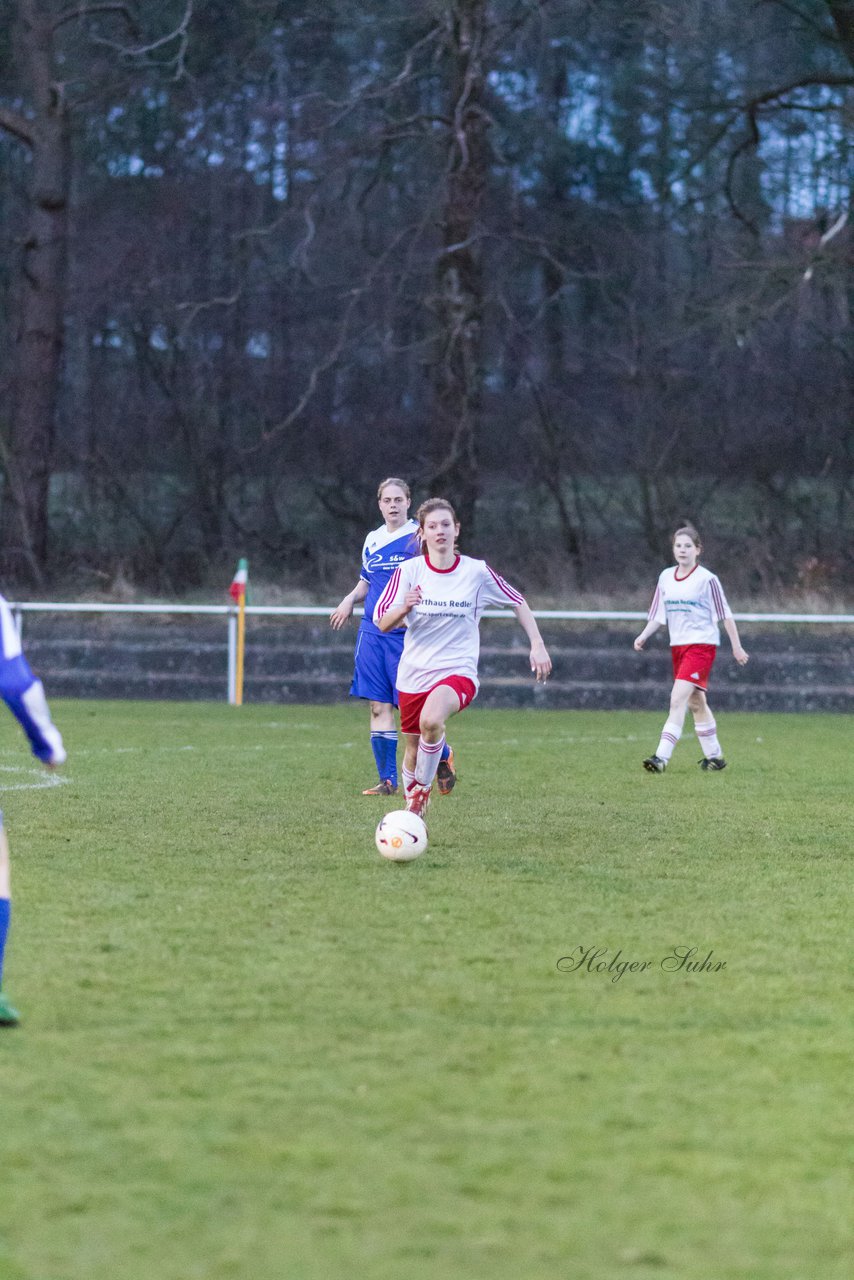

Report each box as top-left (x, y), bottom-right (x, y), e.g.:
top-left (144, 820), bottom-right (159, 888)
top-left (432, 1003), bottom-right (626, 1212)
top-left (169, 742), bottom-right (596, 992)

top-left (415, 735), bottom-right (445, 788)
top-left (655, 720), bottom-right (682, 762)
top-left (695, 718), bottom-right (722, 759)
top-left (402, 764), bottom-right (416, 796)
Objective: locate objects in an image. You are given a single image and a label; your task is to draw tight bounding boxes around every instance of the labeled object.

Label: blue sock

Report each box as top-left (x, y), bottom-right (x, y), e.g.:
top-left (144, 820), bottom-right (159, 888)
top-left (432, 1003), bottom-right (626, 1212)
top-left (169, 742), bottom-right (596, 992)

top-left (0, 899), bottom-right (9, 988)
top-left (381, 732), bottom-right (398, 785)
top-left (440, 741), bottom-right (450, 762)
top-left (370, 732), bottom-right (386, 781)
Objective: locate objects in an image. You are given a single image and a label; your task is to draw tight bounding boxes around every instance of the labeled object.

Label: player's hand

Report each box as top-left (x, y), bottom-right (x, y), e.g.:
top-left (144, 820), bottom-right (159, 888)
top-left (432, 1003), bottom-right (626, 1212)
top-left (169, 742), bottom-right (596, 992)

top-left (530, 642), bottom-right (552, 682)
top-left (329, 602), bottom-right (352, 630)
top-left (733, 646), bottom-right (749, 666)
top-left (633, 635), bottom-right (646, 651)
top-left (403, 586), bottom-right (422, 612)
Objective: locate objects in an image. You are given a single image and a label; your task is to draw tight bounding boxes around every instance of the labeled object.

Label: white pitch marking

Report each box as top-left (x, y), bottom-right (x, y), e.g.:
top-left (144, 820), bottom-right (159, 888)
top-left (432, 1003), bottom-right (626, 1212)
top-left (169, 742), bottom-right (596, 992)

top-left (0, 766), bottom-right (70, 793)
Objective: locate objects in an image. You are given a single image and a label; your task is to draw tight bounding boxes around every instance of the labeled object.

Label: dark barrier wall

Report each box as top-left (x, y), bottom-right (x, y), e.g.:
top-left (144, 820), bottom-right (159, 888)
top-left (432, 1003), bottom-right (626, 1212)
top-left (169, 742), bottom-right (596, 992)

top-left (17, 616), bottom-right (854, 713)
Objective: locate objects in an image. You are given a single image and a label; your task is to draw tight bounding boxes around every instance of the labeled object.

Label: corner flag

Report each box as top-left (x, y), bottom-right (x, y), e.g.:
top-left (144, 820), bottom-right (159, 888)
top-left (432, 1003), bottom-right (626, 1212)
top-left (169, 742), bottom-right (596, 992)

top-left (229, 558), bottom-right (248, 604)
top-left (229, 558), bottom-right (248, 705)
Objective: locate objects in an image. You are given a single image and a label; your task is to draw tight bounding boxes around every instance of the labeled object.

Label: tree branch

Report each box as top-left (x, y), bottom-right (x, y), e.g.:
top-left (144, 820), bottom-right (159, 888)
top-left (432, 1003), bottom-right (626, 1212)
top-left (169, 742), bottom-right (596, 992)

top-left (825, 0), bottom-right (854, 67)
top-left (0, 106), bottom-right (35, 148)
top-left (52, 3), bottom-right (139, 36)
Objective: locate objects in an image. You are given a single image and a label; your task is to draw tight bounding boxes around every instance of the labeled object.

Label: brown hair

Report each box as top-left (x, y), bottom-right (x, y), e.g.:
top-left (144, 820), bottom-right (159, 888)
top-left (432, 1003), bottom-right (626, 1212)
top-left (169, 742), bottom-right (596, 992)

top-left (673, 525), bottom-right (702, 551)
top-left (416, 498), bottom-right (458, 555)
top-left (377, 477), bottom-right (410, 500)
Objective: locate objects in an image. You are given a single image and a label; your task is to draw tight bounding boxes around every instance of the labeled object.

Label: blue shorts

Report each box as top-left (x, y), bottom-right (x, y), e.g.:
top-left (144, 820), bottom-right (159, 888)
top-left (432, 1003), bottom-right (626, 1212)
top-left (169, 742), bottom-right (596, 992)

top-left (350, 625), bottom-right (404, 706)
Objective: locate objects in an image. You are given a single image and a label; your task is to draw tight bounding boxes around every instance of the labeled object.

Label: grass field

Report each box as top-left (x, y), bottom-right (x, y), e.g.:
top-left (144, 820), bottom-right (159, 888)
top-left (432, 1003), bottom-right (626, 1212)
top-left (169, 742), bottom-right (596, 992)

top-left (0, 701), bottom-right (851, 1280)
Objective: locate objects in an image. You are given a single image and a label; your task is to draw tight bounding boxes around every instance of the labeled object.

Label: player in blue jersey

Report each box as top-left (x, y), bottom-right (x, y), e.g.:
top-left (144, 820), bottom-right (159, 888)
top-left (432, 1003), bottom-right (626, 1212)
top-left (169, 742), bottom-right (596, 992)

top-left (330, 478), bottom-right (456, 797)
top-left (0, 591), bottom-right (67, 1025)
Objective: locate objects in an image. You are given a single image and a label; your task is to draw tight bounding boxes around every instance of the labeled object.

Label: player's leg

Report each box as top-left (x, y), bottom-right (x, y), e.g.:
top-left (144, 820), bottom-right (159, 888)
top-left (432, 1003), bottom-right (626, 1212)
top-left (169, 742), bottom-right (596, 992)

top-left (401, 732), bottom-right (420, 802)
top-left (397, 691), bottom-right (427, 804)
top-left (0, 653), bottom-right (66, 767)
top-left (405, 684), bottom-right (464, 816)
top-left (0, 815), bottom-right (20, 1026)
top-left (364, 699), bottom-right (399, 794)
top-left (644, 679), bottom-right (694, 772)
top-left (351, 629), bottom-right (398, 794)
top-left (691, 689), bottom-right (726, 770)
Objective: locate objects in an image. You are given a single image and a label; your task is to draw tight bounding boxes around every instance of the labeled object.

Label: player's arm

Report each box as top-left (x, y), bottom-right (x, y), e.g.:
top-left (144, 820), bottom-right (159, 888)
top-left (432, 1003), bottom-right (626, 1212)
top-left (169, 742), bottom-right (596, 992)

top-left (633, 619), bottom-right (663, 650)
top-left (375, 585), bottom-right (421, 632)
top-left (513, 601), bottom-right (552, 682)
top-left (723, 616), bottom-right (749, 665)
top-left (330, 578), bottom-right (369, 630)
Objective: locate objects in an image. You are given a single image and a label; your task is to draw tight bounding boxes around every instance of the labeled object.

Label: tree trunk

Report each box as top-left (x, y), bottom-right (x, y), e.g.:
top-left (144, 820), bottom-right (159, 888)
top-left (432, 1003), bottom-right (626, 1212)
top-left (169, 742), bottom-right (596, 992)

top-left (0, 1), bottom-right (70, 583)
top-left (428, 0), bottom-right (489, 531)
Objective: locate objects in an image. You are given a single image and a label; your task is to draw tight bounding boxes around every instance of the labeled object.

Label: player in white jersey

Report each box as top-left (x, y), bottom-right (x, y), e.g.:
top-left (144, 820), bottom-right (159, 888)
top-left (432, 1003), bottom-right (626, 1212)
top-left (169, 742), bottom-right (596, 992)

top-left (330, 478), bottom-right (455, 797)
top-left (375, 498), bottom-right (551, 820)
top-left (633, 525), bottom-right (749, 773)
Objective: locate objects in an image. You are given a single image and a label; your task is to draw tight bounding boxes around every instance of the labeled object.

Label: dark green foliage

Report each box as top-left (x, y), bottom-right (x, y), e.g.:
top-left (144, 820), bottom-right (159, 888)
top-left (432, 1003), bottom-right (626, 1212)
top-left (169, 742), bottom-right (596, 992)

top-left (0, 1), bottom-right (851, 591)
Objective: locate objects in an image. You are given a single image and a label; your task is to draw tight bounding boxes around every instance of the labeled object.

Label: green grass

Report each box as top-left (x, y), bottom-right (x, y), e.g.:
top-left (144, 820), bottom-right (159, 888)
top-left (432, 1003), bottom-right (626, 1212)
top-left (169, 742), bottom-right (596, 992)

top-left (0, 702), bottom-right (851, 1280)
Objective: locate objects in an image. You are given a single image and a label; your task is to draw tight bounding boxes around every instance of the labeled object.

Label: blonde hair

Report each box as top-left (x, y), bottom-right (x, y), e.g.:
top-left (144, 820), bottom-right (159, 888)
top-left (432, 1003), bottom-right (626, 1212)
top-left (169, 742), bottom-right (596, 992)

top-left (377, 477), bottom-right (410, 500)
top-left (673, 525), bottom-right (702, 552)
top-left (416, 498), bottom-right (458, 555)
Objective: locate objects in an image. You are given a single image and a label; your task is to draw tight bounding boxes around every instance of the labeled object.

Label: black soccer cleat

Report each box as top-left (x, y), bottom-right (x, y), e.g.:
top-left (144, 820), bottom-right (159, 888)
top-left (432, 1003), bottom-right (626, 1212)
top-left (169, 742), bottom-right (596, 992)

top-left (699, 757), bottom-right (727, 771)
top-left (643, 755), bottom-right (666, 773)
top-left (436, 747), bottom-right (457, 796)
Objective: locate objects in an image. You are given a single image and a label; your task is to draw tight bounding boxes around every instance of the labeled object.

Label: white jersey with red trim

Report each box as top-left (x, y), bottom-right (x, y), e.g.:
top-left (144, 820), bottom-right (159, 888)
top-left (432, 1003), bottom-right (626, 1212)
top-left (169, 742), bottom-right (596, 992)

top-left (374, 553), bottom-right (524, 694)
top-left (647, 564), bottom-right (732, 647)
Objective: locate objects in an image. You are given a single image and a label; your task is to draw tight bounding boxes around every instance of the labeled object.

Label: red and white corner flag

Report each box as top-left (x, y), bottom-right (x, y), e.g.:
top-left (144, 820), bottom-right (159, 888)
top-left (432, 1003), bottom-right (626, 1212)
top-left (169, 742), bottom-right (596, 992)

top-left (229, 558), bottom-right (248, 706)
top-left (229, 557), bottom-right (248, 604)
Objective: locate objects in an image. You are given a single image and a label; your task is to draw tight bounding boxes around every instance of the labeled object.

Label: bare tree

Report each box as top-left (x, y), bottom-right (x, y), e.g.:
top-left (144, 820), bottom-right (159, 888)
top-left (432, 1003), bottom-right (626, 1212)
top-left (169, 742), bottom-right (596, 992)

top-left (428, 0), bottom-right (491, 528)
top-left (0, 0), bottom-right (190, 584)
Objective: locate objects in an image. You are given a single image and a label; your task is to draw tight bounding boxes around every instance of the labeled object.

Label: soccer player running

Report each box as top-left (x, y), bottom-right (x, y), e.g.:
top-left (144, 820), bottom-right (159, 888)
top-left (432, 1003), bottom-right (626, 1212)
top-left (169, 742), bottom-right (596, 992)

top-left (0, 591), bottom-right (67, 1026)
top-left (633, 525), bottom-right (749, 773)
top-left (330, 478), bottom-right (456, 797)
top-left (374, 498), bottom-right (552, 820)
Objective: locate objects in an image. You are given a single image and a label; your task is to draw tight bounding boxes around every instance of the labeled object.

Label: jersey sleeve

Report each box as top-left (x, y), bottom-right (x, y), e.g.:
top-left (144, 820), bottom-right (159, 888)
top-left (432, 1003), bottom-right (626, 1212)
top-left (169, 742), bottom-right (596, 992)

top-left (707, 574), bottom-right (732, 621)
top-left (648, 578), bottom-right (666, 625)
top-left (359, 535), bottom-right (371, 584)
top-left (479, 563), bottom-right (525, 609)
top-left (373, 563), bottom-right (408, 626)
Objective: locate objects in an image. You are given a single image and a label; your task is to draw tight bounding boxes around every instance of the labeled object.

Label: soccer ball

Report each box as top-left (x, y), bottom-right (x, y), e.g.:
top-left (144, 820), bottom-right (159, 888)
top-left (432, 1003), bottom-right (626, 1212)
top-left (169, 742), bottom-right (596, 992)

top-left (375, 810), bottom-right (428, 862)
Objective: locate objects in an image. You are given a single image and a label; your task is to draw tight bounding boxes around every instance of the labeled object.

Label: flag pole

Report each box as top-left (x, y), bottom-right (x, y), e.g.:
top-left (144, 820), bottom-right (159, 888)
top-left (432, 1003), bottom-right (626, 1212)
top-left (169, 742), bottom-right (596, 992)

top-left (229, 558), bottom-right (249, 706)
top-left (235, 586), bottom-right (246, 706)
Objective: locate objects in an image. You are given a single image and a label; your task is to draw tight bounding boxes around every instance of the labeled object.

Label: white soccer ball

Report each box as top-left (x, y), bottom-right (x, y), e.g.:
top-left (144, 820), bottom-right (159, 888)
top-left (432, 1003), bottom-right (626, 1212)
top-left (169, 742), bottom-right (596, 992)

top-left (375, 809), bottom-right (428, 862)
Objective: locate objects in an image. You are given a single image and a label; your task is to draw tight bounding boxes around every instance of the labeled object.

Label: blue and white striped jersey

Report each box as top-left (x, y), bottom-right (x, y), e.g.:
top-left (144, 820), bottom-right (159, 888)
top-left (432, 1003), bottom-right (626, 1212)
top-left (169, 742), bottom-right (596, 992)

top-left (359, 518), bottom-right (420, 636)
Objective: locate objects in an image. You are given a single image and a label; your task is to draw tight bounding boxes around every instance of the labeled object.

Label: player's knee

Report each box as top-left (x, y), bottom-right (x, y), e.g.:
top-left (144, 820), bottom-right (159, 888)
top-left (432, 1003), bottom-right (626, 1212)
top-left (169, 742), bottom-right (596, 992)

top-left (419, 711), bottom-right (445, 738)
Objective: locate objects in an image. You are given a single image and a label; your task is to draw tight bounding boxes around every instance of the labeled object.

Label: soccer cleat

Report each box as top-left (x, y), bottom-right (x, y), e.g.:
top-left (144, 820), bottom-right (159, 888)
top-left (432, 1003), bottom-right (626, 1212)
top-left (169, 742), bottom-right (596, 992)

top-left (405, 783), bottom-right (432, 821)
top-left (699, 757), bottom-right (727, 771)
top-left (362, 780), bottom-right (399, 796)
top-left (0, 992), bottom-right (21, 1026)
top-left (436, 747), bottom-right (457, 796)
top-left (643, 755), bottom-right (666, 773)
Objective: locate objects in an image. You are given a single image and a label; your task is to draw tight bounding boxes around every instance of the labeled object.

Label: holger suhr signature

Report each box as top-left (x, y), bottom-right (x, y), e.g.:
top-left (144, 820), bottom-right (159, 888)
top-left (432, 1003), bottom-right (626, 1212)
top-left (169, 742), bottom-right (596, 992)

top-left (557, 945), bottom-right (727, 983)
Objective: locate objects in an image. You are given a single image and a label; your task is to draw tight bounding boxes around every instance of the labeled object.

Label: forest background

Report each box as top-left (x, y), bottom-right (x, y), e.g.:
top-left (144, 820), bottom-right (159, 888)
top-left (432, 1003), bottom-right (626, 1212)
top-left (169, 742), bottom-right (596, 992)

top-left (1, 0), bottom-right (852, 603)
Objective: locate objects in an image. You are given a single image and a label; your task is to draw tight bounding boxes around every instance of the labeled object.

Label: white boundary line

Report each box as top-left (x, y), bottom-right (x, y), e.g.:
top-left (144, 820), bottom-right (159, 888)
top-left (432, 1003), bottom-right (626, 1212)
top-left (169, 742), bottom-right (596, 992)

top-left (0, 766), bottom-right (70, 792)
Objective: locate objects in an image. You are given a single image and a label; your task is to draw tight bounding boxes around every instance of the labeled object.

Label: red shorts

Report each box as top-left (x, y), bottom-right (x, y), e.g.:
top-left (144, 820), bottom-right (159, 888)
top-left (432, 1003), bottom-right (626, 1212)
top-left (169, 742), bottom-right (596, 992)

top-left (397, 676), bottom-right (477, 735)
top-left (671, 644), bottom-right (717, 690)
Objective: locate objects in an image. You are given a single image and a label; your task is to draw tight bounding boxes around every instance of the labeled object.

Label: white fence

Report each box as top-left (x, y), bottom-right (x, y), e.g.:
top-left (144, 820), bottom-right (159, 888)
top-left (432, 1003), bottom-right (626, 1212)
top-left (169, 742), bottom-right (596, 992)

top-left (10, 601), bottom-right (854, 705)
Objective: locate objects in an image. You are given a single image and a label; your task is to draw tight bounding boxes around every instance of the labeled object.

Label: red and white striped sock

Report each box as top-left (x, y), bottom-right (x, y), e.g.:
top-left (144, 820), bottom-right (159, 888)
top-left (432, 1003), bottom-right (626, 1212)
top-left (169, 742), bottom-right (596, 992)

top-left (655, 721), bottom-right (682, 762)
top-left (695, 718), bottom-right (722, 759)
top-left (415, 735), bottom-right (445, 788)
top-left (402, 764), bottom-right (416, 797)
